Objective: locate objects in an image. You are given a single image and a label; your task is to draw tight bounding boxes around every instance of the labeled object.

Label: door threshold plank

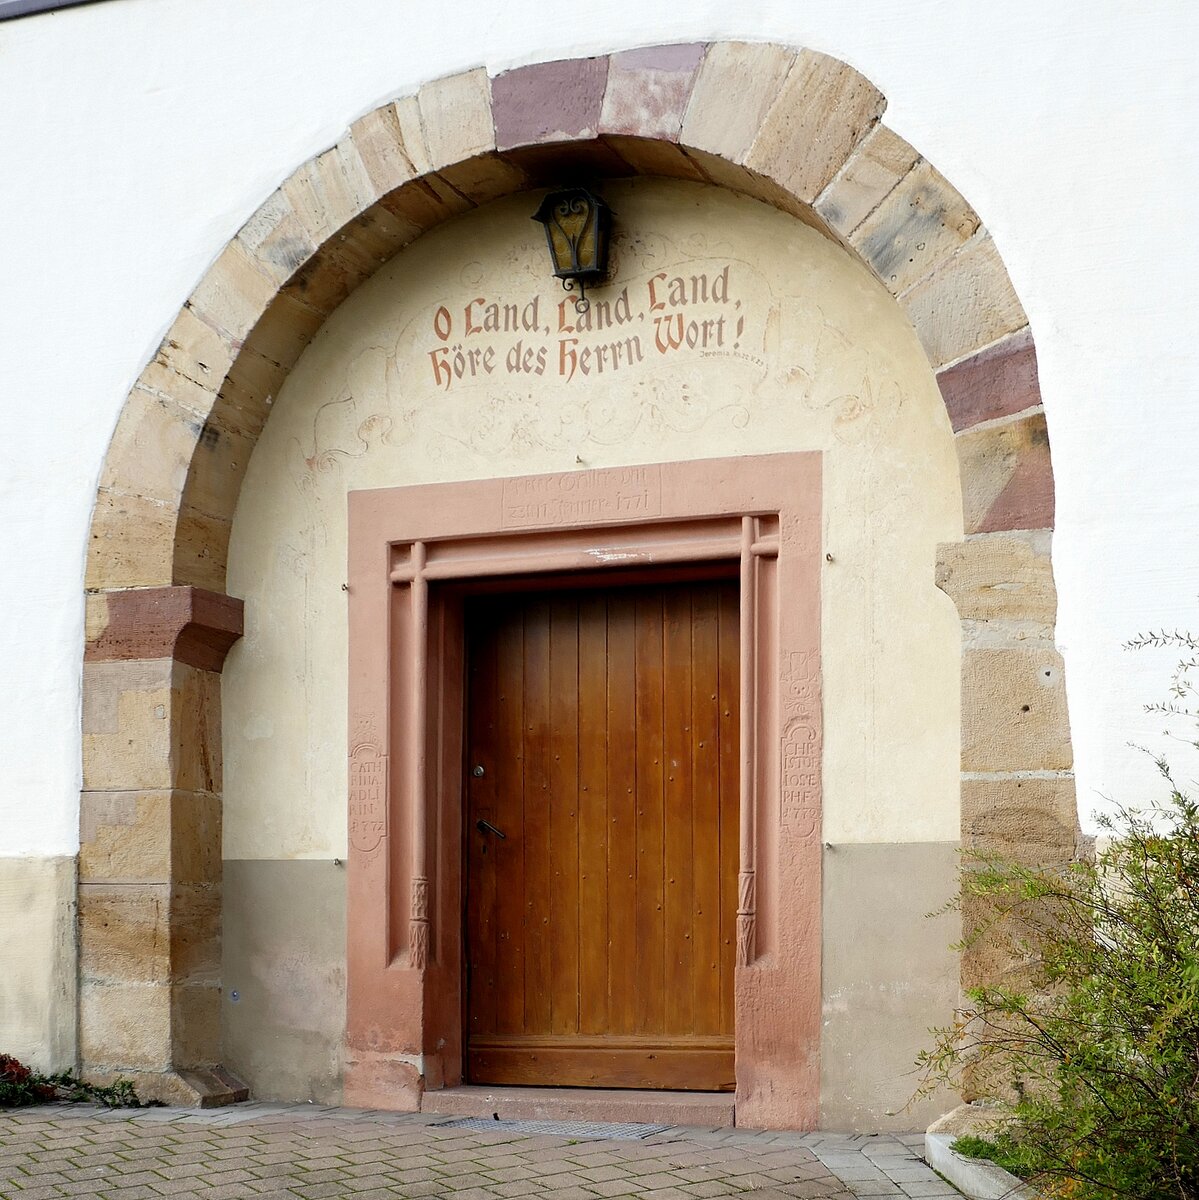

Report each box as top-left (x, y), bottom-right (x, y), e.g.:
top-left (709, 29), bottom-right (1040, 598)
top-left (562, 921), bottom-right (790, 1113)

top-left (467, 1045), bottom-right (734, 1091)
top-left (423, 1083), bottom-right (736, 1126)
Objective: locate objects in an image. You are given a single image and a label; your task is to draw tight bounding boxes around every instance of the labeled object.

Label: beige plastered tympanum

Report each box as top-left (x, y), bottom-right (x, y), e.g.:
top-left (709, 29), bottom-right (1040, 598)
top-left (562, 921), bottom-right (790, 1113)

top-left (80, 39), bottom-right (1076, 1122)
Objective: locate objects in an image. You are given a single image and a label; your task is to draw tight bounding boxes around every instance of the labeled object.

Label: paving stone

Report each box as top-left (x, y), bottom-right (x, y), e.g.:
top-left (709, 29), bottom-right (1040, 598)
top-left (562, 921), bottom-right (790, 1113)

top-left (880, 1167), bottom-right (946, 1182)
top-left (589, 1181), bottom-right (648, 1197)
top-left (684, 1181), bottom-right (737, 1197)
top-left (291, 1182), bottom-right (347, 1199)
top-left (491, 1180), bottom-right (546, 1197)
top-left (0, 1105), bottom-right (953, 1199)
top-left (825, 1164), bottom-right (890, 1180)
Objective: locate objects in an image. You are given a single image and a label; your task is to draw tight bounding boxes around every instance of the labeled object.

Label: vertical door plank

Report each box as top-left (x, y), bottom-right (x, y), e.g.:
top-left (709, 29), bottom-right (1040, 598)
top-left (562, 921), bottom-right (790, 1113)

top-left (717, 583), bottom-right (740, 1031)
top-left (662, 586), bottom-right (695, 1035)
top-left (493, 603), bottom-right (526, 1035)
top-left (576, 594), bottom-right (609, 1037)
top-left (690, 586), bottom-right (722, 1035)
top-left (548, 598), bottom-right (581, 1036)
top-left (522, 599), bottom-right (553, 1034)
top-left (605, 593), bottom-right (639, 1036)
top-left (634, 590), bottom-right (666, 1035)
top-left (466, 605), bottom-right (500, 1038)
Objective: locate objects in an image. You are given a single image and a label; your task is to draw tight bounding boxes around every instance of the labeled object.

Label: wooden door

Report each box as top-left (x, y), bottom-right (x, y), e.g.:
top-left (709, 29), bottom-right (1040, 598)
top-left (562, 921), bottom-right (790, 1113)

top-left (464, 578), bottom-right (739, 1091)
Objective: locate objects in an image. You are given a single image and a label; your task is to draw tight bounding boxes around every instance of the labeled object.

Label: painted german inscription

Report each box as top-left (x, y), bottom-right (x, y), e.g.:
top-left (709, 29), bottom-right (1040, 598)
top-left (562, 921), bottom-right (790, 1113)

top-left (426, 266), bottom-right (753, 391)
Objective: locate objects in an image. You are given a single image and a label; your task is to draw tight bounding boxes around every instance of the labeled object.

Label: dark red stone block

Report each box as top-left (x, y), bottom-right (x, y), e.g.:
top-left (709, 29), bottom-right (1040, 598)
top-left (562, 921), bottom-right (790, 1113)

top-left (938, 327), bottom-right (1040, 432)
top-left (492, 56), bottom-right (610, 151)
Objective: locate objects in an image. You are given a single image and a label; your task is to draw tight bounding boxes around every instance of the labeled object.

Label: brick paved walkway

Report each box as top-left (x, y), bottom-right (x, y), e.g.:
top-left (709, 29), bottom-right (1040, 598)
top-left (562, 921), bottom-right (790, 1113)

top-left (0, 1104), bottom-right (961, 1200)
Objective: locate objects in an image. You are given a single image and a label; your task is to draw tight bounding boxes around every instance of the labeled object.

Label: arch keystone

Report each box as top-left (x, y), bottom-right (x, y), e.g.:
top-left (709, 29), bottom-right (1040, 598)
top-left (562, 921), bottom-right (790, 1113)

top-left (598, 43), bottom-right (705, 140)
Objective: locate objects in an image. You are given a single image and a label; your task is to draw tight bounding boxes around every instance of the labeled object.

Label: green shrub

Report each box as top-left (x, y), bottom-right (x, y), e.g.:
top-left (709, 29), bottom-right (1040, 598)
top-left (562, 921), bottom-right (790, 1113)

top-left (951, 1133), bottom-right (1041, 1180)
top-left (918, 780), bottom-right (1199, 1199)
top-left (0, 1054), bottom-right (147, 1108)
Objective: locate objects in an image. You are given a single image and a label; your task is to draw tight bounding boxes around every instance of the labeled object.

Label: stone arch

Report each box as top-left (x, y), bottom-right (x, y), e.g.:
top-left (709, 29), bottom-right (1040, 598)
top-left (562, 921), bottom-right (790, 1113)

top-left (80, 41), bottom-right (1073, 1105)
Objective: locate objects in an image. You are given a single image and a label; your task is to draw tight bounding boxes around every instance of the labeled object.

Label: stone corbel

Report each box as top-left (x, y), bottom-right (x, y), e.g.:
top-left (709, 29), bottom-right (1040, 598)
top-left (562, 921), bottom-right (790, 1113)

top-left (85, 585), bottom-right (244, 671)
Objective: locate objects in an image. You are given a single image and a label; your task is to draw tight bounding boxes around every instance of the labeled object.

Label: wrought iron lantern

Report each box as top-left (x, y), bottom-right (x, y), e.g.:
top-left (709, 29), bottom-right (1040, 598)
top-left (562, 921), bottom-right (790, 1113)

top-left (532, 187), bottom-right (611, 312)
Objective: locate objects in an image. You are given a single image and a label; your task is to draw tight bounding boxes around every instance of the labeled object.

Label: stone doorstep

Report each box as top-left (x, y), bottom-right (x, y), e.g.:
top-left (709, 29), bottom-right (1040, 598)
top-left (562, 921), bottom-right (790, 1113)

top-left (924, 1134), bottom-right (1037, 1200)
top-left (179, 1066), bottom-right (250, 1107)
top-left (420, 1084), bottom-right (735, 1128)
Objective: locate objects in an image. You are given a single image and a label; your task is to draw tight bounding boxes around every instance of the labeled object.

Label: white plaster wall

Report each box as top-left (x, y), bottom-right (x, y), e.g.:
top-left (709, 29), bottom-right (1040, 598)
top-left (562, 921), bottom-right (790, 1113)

top-left (222, 183), bottom-right (962, 859)
top-left (0, 857), bottom-right (76, 1070)
top-left (0, 0), bottom-right (1196, 857)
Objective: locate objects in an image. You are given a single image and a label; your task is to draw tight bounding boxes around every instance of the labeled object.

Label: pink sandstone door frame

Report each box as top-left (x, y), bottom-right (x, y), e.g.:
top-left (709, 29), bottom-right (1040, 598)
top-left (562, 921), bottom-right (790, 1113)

top-left (345, 452), bottom-right (823, 1129)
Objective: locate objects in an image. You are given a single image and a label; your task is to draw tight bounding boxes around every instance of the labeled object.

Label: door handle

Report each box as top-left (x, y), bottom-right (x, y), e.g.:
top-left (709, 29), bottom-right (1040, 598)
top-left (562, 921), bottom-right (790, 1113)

top-left (476, 819), bottom-right (506, 839)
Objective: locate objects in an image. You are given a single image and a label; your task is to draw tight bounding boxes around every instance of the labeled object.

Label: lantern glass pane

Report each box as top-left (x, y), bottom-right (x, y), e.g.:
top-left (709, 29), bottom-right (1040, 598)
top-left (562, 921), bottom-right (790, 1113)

top-left (546, 222), bottom-right (573, 275)
top-left (574, 219), bottom-right (597, 274)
